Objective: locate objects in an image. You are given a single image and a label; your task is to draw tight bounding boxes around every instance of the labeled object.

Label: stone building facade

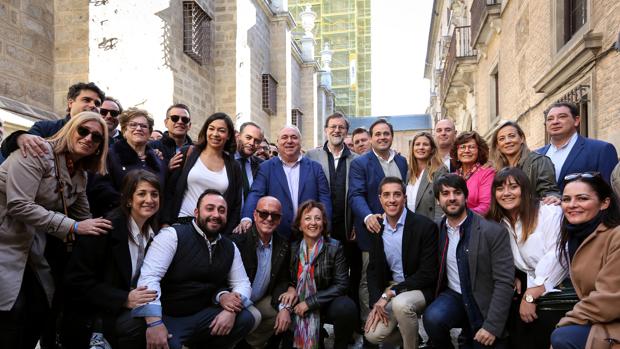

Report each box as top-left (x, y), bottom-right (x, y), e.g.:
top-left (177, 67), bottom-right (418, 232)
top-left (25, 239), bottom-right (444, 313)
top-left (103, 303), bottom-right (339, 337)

top-left (0, 0), bottom-right (334, 146)
top-left (424, 0), bottom-right (620, 150)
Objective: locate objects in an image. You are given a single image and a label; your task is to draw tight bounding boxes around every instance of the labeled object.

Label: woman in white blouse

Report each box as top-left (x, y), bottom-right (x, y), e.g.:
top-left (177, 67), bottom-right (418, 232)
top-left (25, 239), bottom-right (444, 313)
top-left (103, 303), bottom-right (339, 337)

top-left (405, 132), bottom-right (448, 220)
top-left (487, 167), bottom-right (566, 349)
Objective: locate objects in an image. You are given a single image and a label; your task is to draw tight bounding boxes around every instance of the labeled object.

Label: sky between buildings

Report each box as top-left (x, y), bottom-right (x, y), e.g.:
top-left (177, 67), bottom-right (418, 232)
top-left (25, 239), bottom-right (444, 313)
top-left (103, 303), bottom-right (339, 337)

top-left (371, 0), bottom-right (433, 116)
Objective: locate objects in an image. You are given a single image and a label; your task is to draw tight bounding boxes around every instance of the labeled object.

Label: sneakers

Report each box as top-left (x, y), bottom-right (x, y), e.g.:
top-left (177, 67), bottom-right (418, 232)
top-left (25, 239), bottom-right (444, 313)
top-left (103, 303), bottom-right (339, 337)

top-left (89, 332), bottom-right (112, 349)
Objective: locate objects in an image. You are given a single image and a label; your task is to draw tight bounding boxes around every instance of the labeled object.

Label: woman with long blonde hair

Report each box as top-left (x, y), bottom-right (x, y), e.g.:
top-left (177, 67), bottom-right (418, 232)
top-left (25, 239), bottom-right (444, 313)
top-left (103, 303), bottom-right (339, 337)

top-left (406, 132), bottom-right (448, 220)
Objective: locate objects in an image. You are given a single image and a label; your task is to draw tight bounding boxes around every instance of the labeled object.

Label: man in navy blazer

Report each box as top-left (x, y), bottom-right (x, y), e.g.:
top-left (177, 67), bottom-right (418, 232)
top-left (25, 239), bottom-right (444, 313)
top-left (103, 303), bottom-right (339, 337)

top-left (537, 102), bottom-right (618, 190)
top-left (236, 126), bottom-right (332, 240)
top-left (348, 119), bottom-right (407, 320)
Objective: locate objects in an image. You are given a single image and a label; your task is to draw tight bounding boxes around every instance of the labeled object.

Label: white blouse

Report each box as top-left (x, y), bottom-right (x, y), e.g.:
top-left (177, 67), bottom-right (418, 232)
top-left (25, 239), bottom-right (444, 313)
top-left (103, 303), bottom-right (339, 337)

top-left (503, 204), bottom-right (567, 293)
top-left (406, 169), bottom-right (425, 213)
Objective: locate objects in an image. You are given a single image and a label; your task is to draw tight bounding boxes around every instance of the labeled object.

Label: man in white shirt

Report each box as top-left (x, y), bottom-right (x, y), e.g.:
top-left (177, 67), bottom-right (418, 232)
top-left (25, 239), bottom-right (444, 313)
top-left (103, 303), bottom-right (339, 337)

top-left (131, 189), bottom-right (254, 349)
top-left (434, 119), bottom-right (457, 172)
top-left (424, 174), bottom-right (514, 349)
top-left (537, 101), bottom-right (617, 189)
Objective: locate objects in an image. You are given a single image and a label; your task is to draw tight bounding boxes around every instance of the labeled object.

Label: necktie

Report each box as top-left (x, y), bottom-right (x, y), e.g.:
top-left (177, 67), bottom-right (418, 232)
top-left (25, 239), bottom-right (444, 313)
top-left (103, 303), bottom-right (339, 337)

top-left (131, 234), bottom-right (146, 288)
top-left (240, 157), bottom-right (250, 199)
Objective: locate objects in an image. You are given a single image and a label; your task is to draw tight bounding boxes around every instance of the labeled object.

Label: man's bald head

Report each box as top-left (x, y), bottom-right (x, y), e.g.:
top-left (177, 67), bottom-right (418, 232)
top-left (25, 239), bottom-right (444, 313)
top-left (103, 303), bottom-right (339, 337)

top-left (254, 196), bottom-right (282, 237)
top-left (434, 119), bottom-right (457, 150)
top-left (277, 126), bottom-right (302, 162)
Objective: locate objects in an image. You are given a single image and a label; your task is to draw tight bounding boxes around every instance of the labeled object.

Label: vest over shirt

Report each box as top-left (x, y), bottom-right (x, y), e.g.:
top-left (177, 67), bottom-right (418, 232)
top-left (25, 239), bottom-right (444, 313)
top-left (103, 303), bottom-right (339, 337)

top-left (160, 224), bottom-right (234, 317)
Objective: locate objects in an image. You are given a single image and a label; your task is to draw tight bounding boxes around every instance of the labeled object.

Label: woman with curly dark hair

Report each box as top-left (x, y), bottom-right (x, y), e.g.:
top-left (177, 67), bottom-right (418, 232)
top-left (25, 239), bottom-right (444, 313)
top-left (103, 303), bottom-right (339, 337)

top-left (161, 112), bottom-right (242, 235)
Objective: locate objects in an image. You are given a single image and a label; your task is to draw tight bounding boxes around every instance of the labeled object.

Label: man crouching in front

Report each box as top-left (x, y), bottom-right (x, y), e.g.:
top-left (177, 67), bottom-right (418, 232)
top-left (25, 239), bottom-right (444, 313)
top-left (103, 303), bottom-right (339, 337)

top-left (131, 189), bottom-right (254, 349)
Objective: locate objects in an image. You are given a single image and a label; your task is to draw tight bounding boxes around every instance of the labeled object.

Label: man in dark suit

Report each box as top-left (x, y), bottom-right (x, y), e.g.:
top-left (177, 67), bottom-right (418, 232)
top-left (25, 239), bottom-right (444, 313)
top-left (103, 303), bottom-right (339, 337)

top-left (149, 103), bottom-right (194, 164)
top-left (0, 82), bottom-right (105, 160)
top-left (537, 101), bottom-right (618, 189)
top-left (424, 174), bottom-right (514, 349)
top-left (349, 118), bottom-right (408, 320)
top-left (235, 122), bottom-right (265, 200)
top-left (100, 96), bottom-right (125, 145)
top-left (236, 126), bottom-right (332, 240)
top-left (364, 177), bottom-right (438, 348)
top-left (232, 196), bottom-right (292, 348)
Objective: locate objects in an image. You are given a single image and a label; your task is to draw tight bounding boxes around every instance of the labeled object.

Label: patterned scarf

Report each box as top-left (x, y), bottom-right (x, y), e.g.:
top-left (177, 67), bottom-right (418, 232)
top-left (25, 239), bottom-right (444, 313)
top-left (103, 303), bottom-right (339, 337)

top-left (456, 162), bottom-right (481, 181)
top-left (294, 237), bottom-right (324, 349)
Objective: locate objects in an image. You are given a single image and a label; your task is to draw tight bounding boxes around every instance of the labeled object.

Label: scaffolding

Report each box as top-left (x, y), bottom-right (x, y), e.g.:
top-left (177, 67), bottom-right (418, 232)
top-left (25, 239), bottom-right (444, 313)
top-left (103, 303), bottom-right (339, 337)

top-left (290, 0), bottom-right (371, 117)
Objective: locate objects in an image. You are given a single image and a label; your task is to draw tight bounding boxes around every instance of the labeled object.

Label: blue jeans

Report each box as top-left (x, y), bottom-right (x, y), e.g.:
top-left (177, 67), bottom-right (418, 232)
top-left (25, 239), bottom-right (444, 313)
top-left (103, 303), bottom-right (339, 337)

top-left (164, 307), bottom-right (254, 349)
top-left (424, 289), bottom-right (505, 349)
top-left (550, 324), bottom-right (591, 349)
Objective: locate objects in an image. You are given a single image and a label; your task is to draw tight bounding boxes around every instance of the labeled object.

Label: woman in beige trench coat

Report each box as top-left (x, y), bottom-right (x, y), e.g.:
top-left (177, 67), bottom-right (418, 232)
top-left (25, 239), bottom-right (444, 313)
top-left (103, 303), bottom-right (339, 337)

top-left (0, 112), bottom-right (112, 349)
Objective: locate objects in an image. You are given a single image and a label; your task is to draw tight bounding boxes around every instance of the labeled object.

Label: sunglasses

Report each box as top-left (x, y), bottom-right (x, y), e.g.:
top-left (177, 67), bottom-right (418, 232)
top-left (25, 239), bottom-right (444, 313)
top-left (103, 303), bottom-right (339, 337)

top-left (169, 115), bottom-right (190, 124)
top-left (99, 108), bottom-right (120, 118)
top-left (256, 209), bottom-right (282, 221)
top-left (76, 126), bottom-right (104, 144)
top-left (564, 172), bottom-right (601, 182)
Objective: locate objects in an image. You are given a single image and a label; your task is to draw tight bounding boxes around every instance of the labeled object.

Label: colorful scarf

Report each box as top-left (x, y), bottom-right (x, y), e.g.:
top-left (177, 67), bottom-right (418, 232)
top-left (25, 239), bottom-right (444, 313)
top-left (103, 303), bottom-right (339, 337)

top-left (456, 162), bottom-right (481, 181)
top-left (294, 237), bottom-right (324, 349)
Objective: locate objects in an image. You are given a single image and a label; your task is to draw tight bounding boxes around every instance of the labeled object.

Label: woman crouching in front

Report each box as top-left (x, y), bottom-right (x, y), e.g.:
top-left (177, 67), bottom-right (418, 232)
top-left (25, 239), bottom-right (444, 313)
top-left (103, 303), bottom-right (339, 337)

top-left (64, 170), bottom-right (162, 348)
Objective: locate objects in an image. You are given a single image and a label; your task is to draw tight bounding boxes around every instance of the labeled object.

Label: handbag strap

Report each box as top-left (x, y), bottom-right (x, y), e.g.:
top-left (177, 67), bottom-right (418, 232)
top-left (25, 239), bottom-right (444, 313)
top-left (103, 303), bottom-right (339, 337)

top-left (53, 153), bottom-right (74, 244)
top-left (182, 145), bottom-right (195, 172)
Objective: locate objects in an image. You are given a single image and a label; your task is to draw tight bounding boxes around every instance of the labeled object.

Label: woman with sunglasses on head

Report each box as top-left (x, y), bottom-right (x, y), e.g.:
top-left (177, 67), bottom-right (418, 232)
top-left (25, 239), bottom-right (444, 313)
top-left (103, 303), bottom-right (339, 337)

top-left (550, 172), bottom-right (620, 349)
top-left (487, 167), bottom-right (567, 349)
top-left (88, 108), bottom-right (166, 218)
top-left (283, 200), bottom-right (357, 349)
top-left (63, 170), bottom-right (161, 349)
top-left (161, 112), bottom-right (242, 235)
top-left (452, 131), bottom-right (496, 215)
top-left (406, 131), bottom-right (448, 220)
top-left (490, 121), bottom-right (560, 205)
top-left (0, 112), bottom-right (112, 349)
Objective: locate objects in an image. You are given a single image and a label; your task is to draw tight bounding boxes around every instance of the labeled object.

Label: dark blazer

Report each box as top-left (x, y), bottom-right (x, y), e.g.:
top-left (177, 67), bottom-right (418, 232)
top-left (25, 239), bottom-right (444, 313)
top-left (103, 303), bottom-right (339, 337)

top-left (88, 139), bottom-right (166, 217)
top-left (148, 131), bottom-right (193, 163)
top-left (1, 116), bottom-right (68, 158)
top-left (409, 166), bottom-right (448, 221)
top-left (241, 156), bottom-right (332, 240)
top-left (305, 144), bottom-right (358, 239)
top-left (231, 226), bottom-right (290, 310)
top-left (289, 238), bottom-right (348, 311)
top-left (348, 150), bottom-right (408, 251)
top-left (161, 145), bottom-right (242, 235)
top-left (537, 134), bottom-right (618, 190)
top-left (436, 212), bottom-right (514, 337)
top-left (235, 153), bottom-right (264, 178)
top-left (367, 209), bottom-right (439, 307)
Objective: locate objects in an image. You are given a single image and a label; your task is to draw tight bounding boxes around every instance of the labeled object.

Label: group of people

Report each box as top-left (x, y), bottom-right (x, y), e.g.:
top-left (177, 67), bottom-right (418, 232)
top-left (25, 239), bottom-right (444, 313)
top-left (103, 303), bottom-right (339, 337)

top-left (0, 80), bottom-right (618, 349)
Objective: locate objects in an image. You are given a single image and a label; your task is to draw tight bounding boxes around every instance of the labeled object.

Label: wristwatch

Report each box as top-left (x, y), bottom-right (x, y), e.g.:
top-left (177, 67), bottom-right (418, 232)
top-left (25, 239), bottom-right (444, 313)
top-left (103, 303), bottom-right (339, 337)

top-left (381, 293), bottom-right (389, 301)
top-left (524, 294), bottom-right (535, 303)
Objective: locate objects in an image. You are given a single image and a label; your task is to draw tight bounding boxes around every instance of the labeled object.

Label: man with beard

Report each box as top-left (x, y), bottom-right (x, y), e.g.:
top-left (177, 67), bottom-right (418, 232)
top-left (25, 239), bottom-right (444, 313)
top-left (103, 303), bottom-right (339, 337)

top-left (232, 197), bottom-right (293, 348)
top-left (100, 96), bottom-right (124, 145)
top-left (424, 174), bottom-right (514, 349)
top-left (433, 119), bottom-right (457, 172)
top-left (235, 122), bottom-right (264, 200)
top-left (131, 189), bottom-right (254, 349)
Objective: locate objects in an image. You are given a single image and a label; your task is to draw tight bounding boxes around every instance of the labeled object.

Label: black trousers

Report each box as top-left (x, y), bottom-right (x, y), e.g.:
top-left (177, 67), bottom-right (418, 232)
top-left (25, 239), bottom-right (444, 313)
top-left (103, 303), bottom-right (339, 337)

top-left (0, 266), bottom-right (50, 349)
top-left (331, 220), bottom-right (362, 321)
top-left (61, 308), bottom-right (147, 349)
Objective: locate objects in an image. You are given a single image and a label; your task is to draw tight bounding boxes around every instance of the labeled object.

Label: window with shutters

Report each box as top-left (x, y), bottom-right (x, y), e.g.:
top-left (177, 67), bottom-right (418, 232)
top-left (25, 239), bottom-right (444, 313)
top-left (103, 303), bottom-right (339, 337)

top-left (183, 1), bottom-right (211, 65)
top-left (262, 74), bottom-right (278, 115)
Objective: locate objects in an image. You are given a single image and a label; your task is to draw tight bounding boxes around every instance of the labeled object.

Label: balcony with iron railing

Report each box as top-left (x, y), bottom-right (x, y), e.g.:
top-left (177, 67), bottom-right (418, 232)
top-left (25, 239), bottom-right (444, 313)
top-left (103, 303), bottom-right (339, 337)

top-left (440, 26), bottom-right (477, 103)
top-left (471, 0), bottom-right (502, 47)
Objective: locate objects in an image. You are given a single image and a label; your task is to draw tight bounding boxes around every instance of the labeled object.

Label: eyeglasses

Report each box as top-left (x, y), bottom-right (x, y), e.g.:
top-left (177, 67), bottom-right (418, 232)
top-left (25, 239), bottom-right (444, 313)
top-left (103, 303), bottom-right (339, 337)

top-left (564, 172), bottom-right (601, 182)
top-left (99, 108), bottom-right (120, 118)
top-left (76, 126), bottom-right (104, 144)
top-left (256, 209), bottom-right (282, 221)
top-left (457, 144), bottom-right (478, 151)
top-left (168, 115), bottom-right (190, 124)
top-left (269, 150), bottom-right (279, 157)
top-left (327, 125), bottom-right (347, 131)
top-left (128, 122), bottom-right (149, 130)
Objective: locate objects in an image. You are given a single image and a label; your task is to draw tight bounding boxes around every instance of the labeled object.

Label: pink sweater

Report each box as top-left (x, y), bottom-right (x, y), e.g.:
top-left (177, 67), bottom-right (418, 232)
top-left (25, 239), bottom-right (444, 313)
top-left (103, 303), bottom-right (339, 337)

top-left (465, 166), bottom-right (496, 216)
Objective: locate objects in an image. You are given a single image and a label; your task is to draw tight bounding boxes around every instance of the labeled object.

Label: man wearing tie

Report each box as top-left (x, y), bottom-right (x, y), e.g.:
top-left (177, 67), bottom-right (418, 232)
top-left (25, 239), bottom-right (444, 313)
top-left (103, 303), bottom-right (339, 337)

top-left (235, 122), bottom-right (265, 201)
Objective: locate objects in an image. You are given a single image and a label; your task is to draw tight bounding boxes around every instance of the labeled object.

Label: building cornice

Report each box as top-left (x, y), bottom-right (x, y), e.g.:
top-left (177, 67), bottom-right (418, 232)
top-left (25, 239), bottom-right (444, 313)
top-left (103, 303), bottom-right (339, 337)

top-left (424, 0), bottom-right (445, 79)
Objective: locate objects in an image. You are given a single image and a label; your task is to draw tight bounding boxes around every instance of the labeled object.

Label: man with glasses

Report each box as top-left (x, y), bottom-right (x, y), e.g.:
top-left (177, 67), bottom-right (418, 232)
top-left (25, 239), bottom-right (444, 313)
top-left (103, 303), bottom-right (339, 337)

top-left (232, 196), bottom-right (293, 348)
top-left (0, 82), bottom-right (105, 161)
top-left (537, 101), bottom-right (617, 189)
top-left (306, 113), bottom-right (362, 323)
top-left (100, 96), bottom-right (124, 145)
top-left (235, 122), bottom-right (265, 200)
top-left (149, 103), bottom-right (193, 164)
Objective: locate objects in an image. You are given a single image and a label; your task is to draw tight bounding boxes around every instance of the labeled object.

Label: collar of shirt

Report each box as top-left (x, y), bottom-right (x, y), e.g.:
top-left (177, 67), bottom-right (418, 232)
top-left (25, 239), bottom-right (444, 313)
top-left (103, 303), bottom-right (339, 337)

top-left (373, 148), bottom-right (396, 163)
top-left (278, 154), bottom-right (303, 167)
top-left (192, 220), bottom-right (221, 247)
top-left (111, 129), bottom-right (120, 139)
top-left (549, 131), bottom-right (578, 151)
top-left (257, 235), bottom-right (273, 250)
top-left (324, 141), bottom-right (347, 160)
top-left (128, 217), bottom-right (154, 243)
top-left (446, 214), bottom-right (468, 233)
top-left (383, 208), bottom-right (407, 234)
